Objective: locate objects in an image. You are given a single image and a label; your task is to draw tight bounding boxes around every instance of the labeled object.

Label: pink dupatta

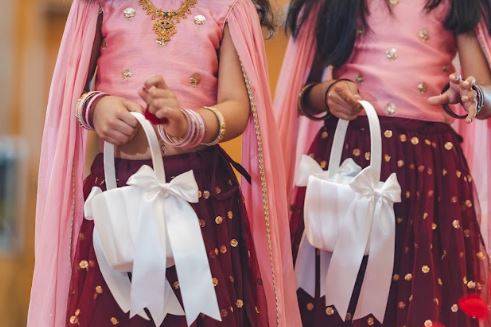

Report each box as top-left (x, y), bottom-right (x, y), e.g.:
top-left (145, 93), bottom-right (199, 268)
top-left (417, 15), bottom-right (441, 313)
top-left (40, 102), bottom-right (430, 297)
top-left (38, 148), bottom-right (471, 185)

top-left (28, 0), bottom-right (300, 326)
top-left (274, 10), bottom-right (491, 251)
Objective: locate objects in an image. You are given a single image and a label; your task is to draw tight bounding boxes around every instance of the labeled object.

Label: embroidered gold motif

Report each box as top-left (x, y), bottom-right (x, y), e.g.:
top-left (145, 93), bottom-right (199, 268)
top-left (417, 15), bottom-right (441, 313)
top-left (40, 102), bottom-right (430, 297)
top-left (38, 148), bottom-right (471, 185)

top-left (139, 0), bottom-right (197, 46)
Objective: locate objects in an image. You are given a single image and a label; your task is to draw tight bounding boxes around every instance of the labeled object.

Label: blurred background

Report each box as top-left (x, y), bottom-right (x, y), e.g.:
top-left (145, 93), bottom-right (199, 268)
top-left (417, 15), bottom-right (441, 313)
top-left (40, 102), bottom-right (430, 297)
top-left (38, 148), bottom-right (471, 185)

top-left (0, 0), bottom-right (289, 325)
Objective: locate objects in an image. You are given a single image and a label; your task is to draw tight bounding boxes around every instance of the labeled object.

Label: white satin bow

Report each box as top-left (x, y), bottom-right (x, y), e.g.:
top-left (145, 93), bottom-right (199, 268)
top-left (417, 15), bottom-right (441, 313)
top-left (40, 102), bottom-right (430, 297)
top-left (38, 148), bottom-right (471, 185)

top-left (295, 155), bottom-right (361, 187)
top-left (85, 165), bottom-right (221, 326)
top-left (325, 167), bottom-right (400, 322)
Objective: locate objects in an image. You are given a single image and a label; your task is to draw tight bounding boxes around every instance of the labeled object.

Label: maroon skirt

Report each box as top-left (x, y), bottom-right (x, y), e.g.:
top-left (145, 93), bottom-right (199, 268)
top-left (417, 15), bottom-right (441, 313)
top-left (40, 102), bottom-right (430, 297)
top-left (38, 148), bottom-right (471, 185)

top-left (66, 146), bottom-right (268, 327)
top-left (290, 116), bottom-right (489, 327)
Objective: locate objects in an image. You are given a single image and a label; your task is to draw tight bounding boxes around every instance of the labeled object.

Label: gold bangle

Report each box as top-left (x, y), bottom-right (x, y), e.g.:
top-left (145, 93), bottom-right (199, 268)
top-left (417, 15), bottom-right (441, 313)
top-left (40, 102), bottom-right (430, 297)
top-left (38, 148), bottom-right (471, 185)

top-left (202, 106), bottom-right (226, 146)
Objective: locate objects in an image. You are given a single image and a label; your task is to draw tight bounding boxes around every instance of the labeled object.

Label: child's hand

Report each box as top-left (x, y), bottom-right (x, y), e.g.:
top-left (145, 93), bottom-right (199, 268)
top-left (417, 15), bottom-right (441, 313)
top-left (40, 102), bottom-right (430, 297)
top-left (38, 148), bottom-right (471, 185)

top-left (92, 95), bottom-right (143, 145)
top-left (428, 74), bottom-right (478, 123)
top-left (325, 80), bottom-right (362, 121)
top-left (139, 75), bottom-right (188, 138)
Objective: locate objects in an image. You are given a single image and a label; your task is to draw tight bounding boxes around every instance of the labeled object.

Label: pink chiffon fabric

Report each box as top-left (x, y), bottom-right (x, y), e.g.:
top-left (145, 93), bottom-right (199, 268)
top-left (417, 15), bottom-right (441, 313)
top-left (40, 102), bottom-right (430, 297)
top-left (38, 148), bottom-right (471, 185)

top-left (274, 6), bottom-right (491, 250)
top-left (28, 1), bottom-right (300, 326)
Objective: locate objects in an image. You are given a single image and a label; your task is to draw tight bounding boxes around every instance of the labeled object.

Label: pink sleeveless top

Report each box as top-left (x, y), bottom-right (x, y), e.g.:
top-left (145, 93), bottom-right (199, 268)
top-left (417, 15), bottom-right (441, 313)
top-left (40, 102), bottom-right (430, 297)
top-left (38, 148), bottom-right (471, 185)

top-left (334, 0), bottom-right (457, 123)
top-left (96, 0), bottom-right (233, 109)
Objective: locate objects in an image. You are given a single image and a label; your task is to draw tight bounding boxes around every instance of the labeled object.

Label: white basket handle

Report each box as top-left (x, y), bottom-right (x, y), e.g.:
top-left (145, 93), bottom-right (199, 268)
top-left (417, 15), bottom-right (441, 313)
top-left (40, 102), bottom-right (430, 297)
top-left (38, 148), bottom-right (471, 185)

top-left (327, 100), bottom-right (382, 181)
top-left (103, 112), bottom-right (165, 190)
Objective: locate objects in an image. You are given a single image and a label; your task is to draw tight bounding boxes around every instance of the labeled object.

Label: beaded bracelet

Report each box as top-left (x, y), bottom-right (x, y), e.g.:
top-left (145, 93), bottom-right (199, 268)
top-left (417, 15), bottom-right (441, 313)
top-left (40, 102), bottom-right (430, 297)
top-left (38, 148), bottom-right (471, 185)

top-left (201, 106), bottom-right (226, 146)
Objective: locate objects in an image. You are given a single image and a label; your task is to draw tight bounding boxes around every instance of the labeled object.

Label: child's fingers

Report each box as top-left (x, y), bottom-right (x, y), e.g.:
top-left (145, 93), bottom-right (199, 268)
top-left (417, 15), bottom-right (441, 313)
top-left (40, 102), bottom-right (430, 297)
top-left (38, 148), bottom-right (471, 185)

top-left (461, 76), bottom-right (476, 90)
top-left (428, 92), bottom-right (451, 105)
top-left (144, 75), bottom-right (168, 90)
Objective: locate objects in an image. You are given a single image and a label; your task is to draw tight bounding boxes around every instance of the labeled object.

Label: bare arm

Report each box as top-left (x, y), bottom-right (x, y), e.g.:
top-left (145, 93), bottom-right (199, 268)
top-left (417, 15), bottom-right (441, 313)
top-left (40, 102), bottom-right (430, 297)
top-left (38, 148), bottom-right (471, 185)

top-left (456, 32), bottom-right (491, 119)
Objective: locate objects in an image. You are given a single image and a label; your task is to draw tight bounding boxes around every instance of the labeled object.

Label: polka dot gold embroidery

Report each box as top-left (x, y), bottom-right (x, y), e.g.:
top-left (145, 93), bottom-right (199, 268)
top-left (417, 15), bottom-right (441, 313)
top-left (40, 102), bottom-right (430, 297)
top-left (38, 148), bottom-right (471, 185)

top-left (432, 223), bottom-right (438, 230)
top-left (306, 303), bottom-right (314, 311)
top-left (464, 229), bottom-right (471, 237)
top-left (386, 47), bottom-right (398, 61)
top-left (423, 212), bottom-right (429, 220)
top-left (428, 190), bottom-right (434, 197)
top-left (411, 137), bottom-right (419, 145)
top-left (451, 196), bottom-right (457, 203)
top-left (79, 260), bottom-right (89, 270)
top-left (418, 165), bottom-right (425, 172)
top-left (444, 142), bottom-right (454, 150)
top-left (122, 69), bottom-right (133, 80)
top-left (437, 278), bottom-right (443, 286)
top-left (397, 160), bottom-right (405, 167)
top-left (227, 211), bottom-right (234, 219)
top-left (215, 186), bottom-right (222, 194)
top-left (236, 299), bottom-right (244, 308)
top-left (443, 169), bottom-right (448, 176)
top-left (424, 139), bottom-right (432, 145)
top-left (405, 191), bottom-right (411, 199)
top-left (433, 298), bottom-right (439, 305)
top-left (353, 149), bottom-right (361, 157)
top-left (354, 73), bottom-right (364, 84)
top-left (325, 306), bottom-right (335, 316)
top-left (255, 306), bottom-right (260, 314)
top-left (467, 281), bottom-right (476, 289)
top-left (422, 265), bottom-right (430, 273)
top-left (396, 217), bottom-right (403, 224)
top-left (384, 154), bottom-right (391, 162)
top-left (393, 274), bottom-right (400, 281)
top-left (427, 168), bottom-right (433, 175)
top-left (220, 245), bottom-right (227, 254)
top-left (451, 304), bottom-right (459, 312)
top-left (476, 251), bottom-right (486, 260)
top-left (367, 317), bottom-right (375, 326)
top-left (110, 317), bottom-right (119, 325)
top-left (203, 190), bottom-right (211, 199)
top-left (389, 0), bottom-right (400, 5)
top-left (95, 285), bottom-right (103, 294)
top-left (452, 220), bottom-right (461, 229)
top-left (418, 82), bottom-right (428, 93)
top-left (320, 161), bottom-right (327, 169)
top-left (404, 273), bottom-right (413, 281)
top-left (463, 276), bottom-right (468, 284)
top-left (199, 219), bottom-right (206, 228)
top-left (230, 239), bottom-right (239, 247)
top-left (365, 152), bottom-right (371, 161)
top-left (409, 294), bottom-right (414, 302)
top-left (173, 281), bottom-right (180, 289)
top-left (215, 216), bottom-right (223, 224)
top-left (418, 28), bottom-right (430, 41)
top-left (69, 316), bottom-right (79, 325)
top-left (321, 131), bottom-right (329, 139)
top-left (456, 170), bottom-right (462, 178)
top-left (198, 190), bottom-right (202, 198)
top-left (212, 277), bottom-right (219, 286)
top-left (220, 309), bottom-right (228, 318)
top-left (384, 130), bottom-right (393, 138)
top-left (189, 73), bottom-right (202, 87)
top-left (398, 301), bottom-right (406, 309)
top-left (400, 134), bottom-right (407, 142)
top-left (229, 275), bottom-right (235, 283)
top-left (465, 200), bottom-right (473, 208)
top-left (424, 320), bottom-right (433, 327)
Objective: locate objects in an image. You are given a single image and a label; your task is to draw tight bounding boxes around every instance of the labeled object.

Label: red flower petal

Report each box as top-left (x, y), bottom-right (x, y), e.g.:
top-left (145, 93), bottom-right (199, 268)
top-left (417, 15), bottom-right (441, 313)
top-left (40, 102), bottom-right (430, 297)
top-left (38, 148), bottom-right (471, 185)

top-left (144, 110), bottom-right (166, 125)
top-left (458, 295), bottom-right (489, 320)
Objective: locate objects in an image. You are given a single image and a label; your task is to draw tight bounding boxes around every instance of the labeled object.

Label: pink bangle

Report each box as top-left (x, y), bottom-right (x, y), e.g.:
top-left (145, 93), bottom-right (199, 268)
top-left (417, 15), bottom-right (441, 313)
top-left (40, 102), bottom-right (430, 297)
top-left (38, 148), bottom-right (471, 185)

top-left (84, 92), bottom-right (107, 129)
top-left (158, 108), bottom-right (205, 149)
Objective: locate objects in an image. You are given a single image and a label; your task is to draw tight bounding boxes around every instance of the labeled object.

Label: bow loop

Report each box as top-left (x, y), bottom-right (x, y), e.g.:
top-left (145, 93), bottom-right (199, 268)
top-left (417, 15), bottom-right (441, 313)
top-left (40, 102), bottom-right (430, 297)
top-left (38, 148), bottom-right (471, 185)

top-left (84, 187), bottom-right (103, 220)
top-left (166, 171), bottom-right (199, 203)
top-left (376, 173), bottom-right (402, 203)
top-left (295, 155), bottom-right (326, 186)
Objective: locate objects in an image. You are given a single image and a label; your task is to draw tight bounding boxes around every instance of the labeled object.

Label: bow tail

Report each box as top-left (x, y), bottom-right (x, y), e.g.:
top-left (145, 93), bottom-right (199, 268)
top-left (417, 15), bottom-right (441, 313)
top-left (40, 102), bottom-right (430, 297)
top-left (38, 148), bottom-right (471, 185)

top-left (295, 233), bottom-right (317, 297)
top-left (325, 198), bottom-right (374, 321)
top-left (165, 198), bottom-right (221, 325)
top-left (354, 199), bottom-right (396, 323)
top-left (130, 199), bottom-right (168, 326)
top-left (319, 251), bottom-right (332, 299)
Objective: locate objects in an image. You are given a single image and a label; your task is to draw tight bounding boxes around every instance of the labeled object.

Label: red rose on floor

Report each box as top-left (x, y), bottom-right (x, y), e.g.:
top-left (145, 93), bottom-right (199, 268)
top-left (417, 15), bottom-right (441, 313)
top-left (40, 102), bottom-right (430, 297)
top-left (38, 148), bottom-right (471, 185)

top-left (144, 110), bottom-right (167, 125)
top-left (458, 295), bottom-right (489, 320)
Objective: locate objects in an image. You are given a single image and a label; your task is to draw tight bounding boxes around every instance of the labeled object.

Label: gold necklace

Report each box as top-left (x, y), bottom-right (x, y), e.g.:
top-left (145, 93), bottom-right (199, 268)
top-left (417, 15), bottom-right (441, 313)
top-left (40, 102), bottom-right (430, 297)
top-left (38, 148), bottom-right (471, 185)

top-left (139, 0), bottom-right (198, 46)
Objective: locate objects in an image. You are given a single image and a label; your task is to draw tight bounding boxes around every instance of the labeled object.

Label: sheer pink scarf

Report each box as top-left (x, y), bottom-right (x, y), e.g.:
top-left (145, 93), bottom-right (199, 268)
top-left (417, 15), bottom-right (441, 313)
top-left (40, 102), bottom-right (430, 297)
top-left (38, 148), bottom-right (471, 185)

top-left (274, 10), bottom-right (491, 250)
top-left (28, 1), bottom-right (300, 326)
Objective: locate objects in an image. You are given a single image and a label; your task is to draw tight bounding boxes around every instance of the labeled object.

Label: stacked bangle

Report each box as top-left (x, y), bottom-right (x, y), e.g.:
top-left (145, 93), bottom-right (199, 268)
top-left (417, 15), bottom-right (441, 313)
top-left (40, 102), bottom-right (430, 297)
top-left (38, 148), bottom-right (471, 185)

top-left (158, 108), bottom-right (206, 148)
top-left (201, 106), bottom-right (226, 146)
top-left (298, 83), bottom-right (329, 121)
top-left (76, 91), bottom-right (107, 130)
top-left (441, 83), bottom-right (485, 119)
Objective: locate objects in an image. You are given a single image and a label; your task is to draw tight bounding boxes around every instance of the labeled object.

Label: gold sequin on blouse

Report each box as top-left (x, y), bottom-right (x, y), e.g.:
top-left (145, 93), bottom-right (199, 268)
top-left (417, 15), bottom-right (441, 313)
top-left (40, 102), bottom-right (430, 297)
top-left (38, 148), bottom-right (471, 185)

top-left (193, 14), bottom-right (206, 25)
top-left (386, 48), bottom-right (398, 60)
top-left (123, 7), bottom-right (136, 19)
top-left (122, 69), bottom-right (133, 80)
top-left (418, 28), bottom-right (430, 41)
top-left (418, 82), bottom-right (428, 94)
top-left (355, 73), bottom-right (364, 84)
top-left (189, 73), bottom-right (201, 87)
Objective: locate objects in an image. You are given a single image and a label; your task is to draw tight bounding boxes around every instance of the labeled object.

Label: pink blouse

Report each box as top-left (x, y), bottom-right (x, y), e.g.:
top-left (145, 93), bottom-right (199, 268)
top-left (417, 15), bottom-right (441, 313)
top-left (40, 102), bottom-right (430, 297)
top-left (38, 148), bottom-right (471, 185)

top-left (334, 0), bottom-right (457, 123)
top-left (96, 0), bottom-right (234, 109)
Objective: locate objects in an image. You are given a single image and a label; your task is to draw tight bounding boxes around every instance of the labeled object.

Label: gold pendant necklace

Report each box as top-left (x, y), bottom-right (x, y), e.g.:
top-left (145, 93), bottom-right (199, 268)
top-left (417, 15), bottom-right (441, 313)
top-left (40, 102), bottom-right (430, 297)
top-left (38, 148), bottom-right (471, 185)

top-left (139, 0), bottom-right (198, 46)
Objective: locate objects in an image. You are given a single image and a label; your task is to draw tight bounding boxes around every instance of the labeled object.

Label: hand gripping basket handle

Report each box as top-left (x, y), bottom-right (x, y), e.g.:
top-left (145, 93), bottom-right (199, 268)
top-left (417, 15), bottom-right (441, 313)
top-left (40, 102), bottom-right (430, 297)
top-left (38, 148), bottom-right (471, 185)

top-left (103, 112), bottom-right (166, 190)
top-left (327, 100), bottom-right (382, 181)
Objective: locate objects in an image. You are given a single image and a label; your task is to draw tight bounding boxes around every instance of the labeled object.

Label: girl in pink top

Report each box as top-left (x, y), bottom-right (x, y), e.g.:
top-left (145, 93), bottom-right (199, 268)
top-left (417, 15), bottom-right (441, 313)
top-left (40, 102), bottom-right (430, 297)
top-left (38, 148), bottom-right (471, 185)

top-left (275, 0), bottom-right (490, 326)
top-left (27, 0), bottom-right (301, 326)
